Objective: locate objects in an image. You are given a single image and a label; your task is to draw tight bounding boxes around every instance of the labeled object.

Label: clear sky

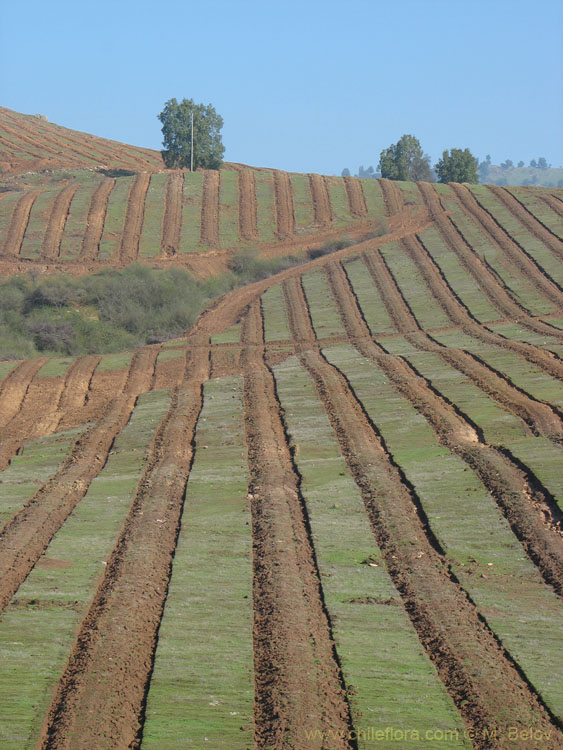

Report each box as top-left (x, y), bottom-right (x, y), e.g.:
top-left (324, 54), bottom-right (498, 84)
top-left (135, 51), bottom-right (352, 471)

top-left (1, 0), bottom-right (562, 174)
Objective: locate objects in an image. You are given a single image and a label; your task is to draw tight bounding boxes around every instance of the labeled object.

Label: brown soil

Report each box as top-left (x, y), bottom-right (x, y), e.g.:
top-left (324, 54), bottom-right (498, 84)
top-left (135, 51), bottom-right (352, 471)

top-left (237, 168), bottom-right (258, 241)
top-left (38, 345), bottom-right (209, 750)
top-left (119, 172), bottom-right (151, 262)
top-left (80, 178), bottom-right (115, 260)
top-left (282, 275), bottom-right (562, 747)
top-left (309, 173), bottom-right (332, 227)
top-left (343, 176), bottom-right (367, 217)
top-left (450, 183), bottom-right (563, 306)
top-left (200, 169), bottom-right (220, 246)
top-left (0, 358), bottom-right (48, 429)
top-left (273, 170), bottom-right (295, 238)
top-left (488, 185), bottom-right (563, 261)
top-left (160, 172), bottom-right (184, 256)
top-left (0, 189), bottom-right (42, 258)
top-left (541, 193), bottom-right (563, 220)
top-left (241, 301), bottom-right (354, 749)
top-left (0, 347), bottom-right (159, 614)
top-left (41, 184), bottom-right (79, 260)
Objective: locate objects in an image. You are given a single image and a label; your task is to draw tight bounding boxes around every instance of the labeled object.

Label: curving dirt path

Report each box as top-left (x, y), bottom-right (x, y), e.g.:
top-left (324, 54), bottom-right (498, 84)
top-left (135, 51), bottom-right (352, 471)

top-left (237, 168), bottom-right (258, 241)
top-left (273, 170), bottom-right (295, 238)
top-left (40, 184), bottom-right (79, 260)
top-left (325, 262), bottom-right (563, 595)
top-left (160, 171), bottom-right (184, 256)
top-left (309, 173), bottom-right (332, 227)
top-left (418, 181), bottom-right (562, 339)
top-left (200, 169), bottom-right (220, 246)
top-left (450, 183), bottom-right (563, 304)
top-left (0, 189), bottom-right (42, 258)
top-left (241, 300), bottom-right (353, 749)
top-left (488, 185), bottom-right (563, 259)
top-left (80, 178), bottom-right (116, 260)
top-left (119, 172), bottom-right (151, 262)
top-left (0, 347), bottom-right (159, 614)
top-left (282, 275), bottom-right (561, 748)
top-left (343, 176), bottom-right (367, 217)
top-left (38, 344), bottom-right (209, 750)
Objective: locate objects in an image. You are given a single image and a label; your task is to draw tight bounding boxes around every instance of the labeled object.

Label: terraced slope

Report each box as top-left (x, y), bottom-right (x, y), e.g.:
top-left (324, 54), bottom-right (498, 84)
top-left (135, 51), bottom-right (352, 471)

top-left (0, 168), bottom-right (562, 748)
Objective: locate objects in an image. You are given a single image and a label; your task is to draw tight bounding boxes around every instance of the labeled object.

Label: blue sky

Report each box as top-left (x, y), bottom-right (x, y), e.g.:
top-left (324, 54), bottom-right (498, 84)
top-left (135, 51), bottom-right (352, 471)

top-left (1, 0), bottom-right (562, 174)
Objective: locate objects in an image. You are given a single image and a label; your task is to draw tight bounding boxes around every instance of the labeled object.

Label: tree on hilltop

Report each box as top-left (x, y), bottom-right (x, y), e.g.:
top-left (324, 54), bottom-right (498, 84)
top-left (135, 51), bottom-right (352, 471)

top-left (435, 148), bottom-right (479, 183)
top-left (378, 134), bottom-right (434, 182)
top-left (158, 98), bottom-right (224, 170)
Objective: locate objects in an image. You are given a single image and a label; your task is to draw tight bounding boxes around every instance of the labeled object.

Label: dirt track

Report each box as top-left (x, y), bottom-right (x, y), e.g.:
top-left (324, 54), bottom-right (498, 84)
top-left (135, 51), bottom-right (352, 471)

top-left (1, 189), bottom-right (42, 258)
top-left (273, 170), bottom-right (295, 238)
top-left (160, 172), bottom-right (184, 256)
top-left (80, 178), bottom-right (115, 260)
top-left (119, 173), bottom-right (151, 262)
top-left (343, 176), bottom-right (367, 217)
top-left (41, 184), bottom-right (79, 260)
top-left (309, 173), bottom-right (332, 226)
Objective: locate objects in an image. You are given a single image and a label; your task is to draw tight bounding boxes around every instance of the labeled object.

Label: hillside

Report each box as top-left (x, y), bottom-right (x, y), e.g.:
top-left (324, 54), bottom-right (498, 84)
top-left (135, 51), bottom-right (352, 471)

top-left (0, 116), bottom-right (562, 748)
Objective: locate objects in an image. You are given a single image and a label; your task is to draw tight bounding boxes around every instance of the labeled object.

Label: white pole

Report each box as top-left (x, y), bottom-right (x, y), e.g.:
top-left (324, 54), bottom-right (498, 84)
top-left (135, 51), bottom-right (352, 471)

top-left (190, 111), bottom-right (194, 172)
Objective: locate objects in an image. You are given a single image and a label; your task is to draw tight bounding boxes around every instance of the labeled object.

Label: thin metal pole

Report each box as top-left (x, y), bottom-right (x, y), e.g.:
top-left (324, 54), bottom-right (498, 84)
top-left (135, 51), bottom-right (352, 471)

top-left (190, 111), bottom-right (194, 172)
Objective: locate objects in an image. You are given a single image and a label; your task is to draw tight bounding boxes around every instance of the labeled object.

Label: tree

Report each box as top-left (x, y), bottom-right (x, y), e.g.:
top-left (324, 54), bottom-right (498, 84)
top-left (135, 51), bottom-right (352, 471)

top-left (517, 160), bottom-right (524, 168)
top-left (500, 159), bottom-right (513, 169)
top-left (378, 134), bottom-right (434, 182)
top-left (537, 157), bottom-right (549, 169)
top-left (158, 98), bottom-right (224, 170)
top-left (341, 168), bottom-right (351, 177)
top-left (435, 148), bottom-right (479, 183)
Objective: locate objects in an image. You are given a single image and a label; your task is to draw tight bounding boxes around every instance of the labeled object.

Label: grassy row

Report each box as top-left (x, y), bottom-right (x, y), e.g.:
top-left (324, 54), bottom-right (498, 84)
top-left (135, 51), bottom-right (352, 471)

top-left (142, 376), bottom-right (253, 749)
top-left (435, 184), bottom-right (555, 317)
top-left (59, 174), bottom-right (103, 259)
top-left (273, 355), bottom-right (469, 748)
top-left (342, 257), bottom-right (396, 335)
top-left (98, 175), bottom-right (134, 259)
top-left (0, 389), bottom-right (171, 749)
top-left (290, 174), bottom-right (315, 230)
top-left (324, 344), bottom-right (563, 721)
top-left (300, 270), bottom-right (346, 339)
top-left (0, 190), bottom-right (24, 241)
top-left (218, 170), bottom-right (240, 247)
top-left (179, 172), bottom-right (203, 253)
top-left (467, 185), bottom-right (563, 286)
top-left (260, 285), bottom-right (291, 342)
top-left (506, 187), bottom-right (563, 239)
top-left (19, 188), bottom-right (59, 259)
top-left (138, 173), bottom-right (168, 258)
top-left (0, 426), bottom-right (85, 530)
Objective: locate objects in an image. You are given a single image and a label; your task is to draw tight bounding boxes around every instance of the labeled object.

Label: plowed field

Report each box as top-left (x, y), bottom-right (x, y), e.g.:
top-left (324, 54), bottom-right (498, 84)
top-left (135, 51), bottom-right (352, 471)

top-left (1, 116), bottom-right (563, 748)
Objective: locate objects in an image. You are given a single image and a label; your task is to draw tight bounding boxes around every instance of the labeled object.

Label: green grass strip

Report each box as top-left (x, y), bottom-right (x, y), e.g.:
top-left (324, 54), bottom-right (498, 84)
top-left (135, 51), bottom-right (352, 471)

top-left (361, 179), bottom-right (386, 219)
top-left (0, 426), bottom-right (86, 529)
top-left (218, 170), bottom-right (240, 248)
top-left (301, 270), bottom-right (346, 339)
top-left (0, 190), bottom-right (23, 240)
top-left (418, 226), bottom-right (500, 323)
top-left (210, 322), bottom-right (241, 345)
top-left (0, 360), bottom-right (19, 381)
top-left (98, 175), bottom-right (134, 259)
top-left (343, 257), bottom-right (396, 335)
top-left (178, 171), bottom-right (203, 254)
top-left (506, 187), bottom-right (563, 239)
top-left (96, 351), bottom-right (132, 372)
top-left (290, 174), bottom-right (314, 230)
top-left (274, 355), bottom-right (469, 748)
top-left (139, 173), bottom-right (168, 258)
top-left (0, 390), bottom-right (171, 749)
top-left (253, 171), bottom-right (277, 244)
top-left (58, 173), bottom-right (103, 260)
top-left (378, 244), bottom-right (451, 330)
top-left (324, 344), bottom-right (563, 721)
top-left (261, 285), bottom-right (291, 341)
top-left (326, 176), bottom-right (352, 227)
top-left (142, 376), bottom-right (253, 748)
top-left (35, 357), bottom-right (73, 378)
top-left (19, 189), bottom-right (59, 260)
top-left (467, 185), bottom-right (563, 286)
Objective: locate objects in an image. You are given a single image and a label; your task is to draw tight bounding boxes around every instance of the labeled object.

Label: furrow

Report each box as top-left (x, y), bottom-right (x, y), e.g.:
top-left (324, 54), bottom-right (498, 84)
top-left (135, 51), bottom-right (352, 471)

top-left (237, 168), bottom-right (258, 241)
top-left (40, 184), bottom-right (79, 260)
top-left (326, 262), bottom-right (563, 595)
top-left (343, 175), bottom-right (367, 217)
top-left (283, 277), bottom-right (562, 746)
top-left (160, 171), bottom-right (183, 256)
top-left (489, 185), bottom-right (563, 258)
top-left (0, 189), bottom-right (42, 257)
top-left (419, 181), bottom-right (562, 335)
top-left (0, 123), bottom-right (85, 165)
top-left (199, 169), bottom-right (220, 246)
top-left (450, 183), bottom-right (563, 304)
top-left (56, 355), bottom-right (101, 415)
top-left (119, 172), bottom-right (151, 263)
top-left (37, 345), bottom-right (209, 750)
top-left (0, 357), bottom-right (48, 429)
top-left (361, 250), bottom-right (563, 438)
top-left (241, 300), bottom-right (354, 749)
top-left (0, 347), bottom-right (159, 614)
top-left (309, 173), bottom-right (332, 226)
top-left (541, 193), bottom-right (563, 219)
top-left (80, 178), bottom-right (115, 260)
top-left (273, 170), bottom-right (295, 238)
